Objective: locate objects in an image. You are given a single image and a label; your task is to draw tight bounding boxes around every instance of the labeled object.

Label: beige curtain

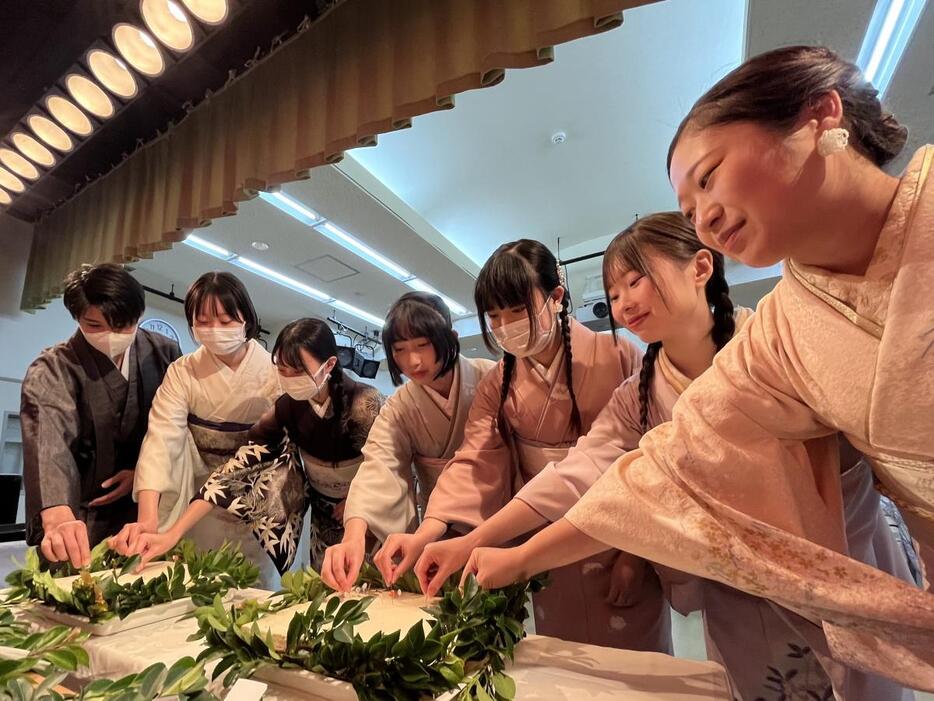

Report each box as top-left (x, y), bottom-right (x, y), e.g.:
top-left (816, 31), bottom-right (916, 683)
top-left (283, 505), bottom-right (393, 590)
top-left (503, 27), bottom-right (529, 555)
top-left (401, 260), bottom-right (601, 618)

top-left (22, 0), bottom-right (658, 310)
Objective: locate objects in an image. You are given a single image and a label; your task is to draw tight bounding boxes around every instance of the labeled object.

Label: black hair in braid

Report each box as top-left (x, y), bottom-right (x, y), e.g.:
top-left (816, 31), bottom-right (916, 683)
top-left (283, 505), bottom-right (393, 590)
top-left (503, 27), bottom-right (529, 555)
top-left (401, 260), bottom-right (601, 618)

top-left (558, 292), bottom-right (583, 435)
top-left (272, 317), bottom-right (347, 448)
top-left (601, 212), bottom-right (736, 431)
top-left (474, 239), bottom-right (579, 443)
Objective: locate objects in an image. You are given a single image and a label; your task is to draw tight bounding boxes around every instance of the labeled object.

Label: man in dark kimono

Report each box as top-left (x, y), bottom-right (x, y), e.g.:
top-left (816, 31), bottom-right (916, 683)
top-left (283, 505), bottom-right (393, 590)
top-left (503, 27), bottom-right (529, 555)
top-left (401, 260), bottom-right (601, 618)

top-left (21, 263), bottom-right (180, 568)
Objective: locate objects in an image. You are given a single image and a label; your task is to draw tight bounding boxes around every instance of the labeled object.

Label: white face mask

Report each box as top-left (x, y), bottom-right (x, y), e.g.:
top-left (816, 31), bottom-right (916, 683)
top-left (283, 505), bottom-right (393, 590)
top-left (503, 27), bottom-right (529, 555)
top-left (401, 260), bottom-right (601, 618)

top-left (81, 327), bottom-right (137, 358)
top-left (193, 323), bottom-right (247, 357)
top-left (490, 299), bottom-right (558, 358)
top-left (279, 361), bottom-right (332, 402)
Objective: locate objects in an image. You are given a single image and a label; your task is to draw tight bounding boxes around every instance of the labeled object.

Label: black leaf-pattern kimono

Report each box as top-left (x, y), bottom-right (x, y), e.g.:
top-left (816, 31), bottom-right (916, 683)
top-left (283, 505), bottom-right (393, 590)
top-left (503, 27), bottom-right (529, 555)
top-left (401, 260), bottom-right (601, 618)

top-left (198, 374), bottom-right (382, 573)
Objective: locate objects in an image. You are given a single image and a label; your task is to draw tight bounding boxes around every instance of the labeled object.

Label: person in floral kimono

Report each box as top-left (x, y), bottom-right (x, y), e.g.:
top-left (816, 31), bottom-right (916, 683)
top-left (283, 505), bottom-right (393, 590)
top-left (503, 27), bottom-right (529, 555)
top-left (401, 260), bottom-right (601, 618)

top-left (124, 317), bottom-right (382, 573)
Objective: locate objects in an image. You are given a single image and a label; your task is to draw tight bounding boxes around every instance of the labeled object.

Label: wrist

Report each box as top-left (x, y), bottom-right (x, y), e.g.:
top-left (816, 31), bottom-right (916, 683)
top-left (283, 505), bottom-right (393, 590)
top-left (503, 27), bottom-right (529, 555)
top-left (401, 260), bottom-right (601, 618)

top-left (342, 518), bottom-right (368, 543)
top-left (418, 518), bottom-right (447, 543)
top-left (40, 505), bottom-right (76, 531)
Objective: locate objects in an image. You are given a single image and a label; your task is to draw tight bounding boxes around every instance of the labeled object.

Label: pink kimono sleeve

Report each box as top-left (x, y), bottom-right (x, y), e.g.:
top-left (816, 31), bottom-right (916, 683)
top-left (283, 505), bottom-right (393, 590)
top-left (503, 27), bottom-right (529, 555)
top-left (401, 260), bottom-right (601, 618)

top-left (422, 367), bottom-right (513, 532)
top-left (565, 300), bottom-right (934, 689)
top-left (515, 377), bottom-right (644, 522)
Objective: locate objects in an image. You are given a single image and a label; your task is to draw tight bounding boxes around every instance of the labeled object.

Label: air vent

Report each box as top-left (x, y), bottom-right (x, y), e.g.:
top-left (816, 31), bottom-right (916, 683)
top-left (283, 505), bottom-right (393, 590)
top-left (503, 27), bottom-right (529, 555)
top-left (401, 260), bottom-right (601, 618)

top-left (295, 254), bottom-right (359, 283)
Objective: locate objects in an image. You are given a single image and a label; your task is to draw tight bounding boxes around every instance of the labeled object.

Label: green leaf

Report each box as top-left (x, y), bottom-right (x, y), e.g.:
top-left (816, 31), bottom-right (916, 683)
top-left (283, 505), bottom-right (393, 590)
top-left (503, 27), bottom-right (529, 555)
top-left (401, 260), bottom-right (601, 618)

top-left (42, 649), bottom-right (79, 671)
top-left (492, 672), bottom-right (516, 699)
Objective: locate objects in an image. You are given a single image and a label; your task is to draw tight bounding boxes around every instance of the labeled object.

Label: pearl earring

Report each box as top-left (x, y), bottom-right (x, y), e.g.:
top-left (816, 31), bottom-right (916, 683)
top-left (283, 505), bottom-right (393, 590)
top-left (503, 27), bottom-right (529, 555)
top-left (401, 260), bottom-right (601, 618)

top-left (817, 127), bottom-right (849, 157)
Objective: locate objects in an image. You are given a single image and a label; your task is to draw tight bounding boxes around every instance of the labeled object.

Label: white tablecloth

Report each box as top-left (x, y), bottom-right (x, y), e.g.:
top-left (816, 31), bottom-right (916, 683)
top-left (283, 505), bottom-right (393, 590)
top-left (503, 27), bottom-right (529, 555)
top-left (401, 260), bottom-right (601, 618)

top-left (19, 589), bottom-right (734, 700)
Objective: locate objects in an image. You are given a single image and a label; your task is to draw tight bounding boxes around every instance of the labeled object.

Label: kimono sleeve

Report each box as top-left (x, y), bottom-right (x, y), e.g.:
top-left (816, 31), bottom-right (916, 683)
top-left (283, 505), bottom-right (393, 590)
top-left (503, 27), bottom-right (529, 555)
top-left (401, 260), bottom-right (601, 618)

top-left (343, 395), bottom-right (417, 542)
top-left (516, 376), bottom-right (644, 522)
top-left (565, 300), bottom-right (934, 688)
top-left (423, 367), bottom-right (513, 532)
top-left (133, 360), bottom-right (193, 497)
top-left (20, 353), bottom-right (82, 543)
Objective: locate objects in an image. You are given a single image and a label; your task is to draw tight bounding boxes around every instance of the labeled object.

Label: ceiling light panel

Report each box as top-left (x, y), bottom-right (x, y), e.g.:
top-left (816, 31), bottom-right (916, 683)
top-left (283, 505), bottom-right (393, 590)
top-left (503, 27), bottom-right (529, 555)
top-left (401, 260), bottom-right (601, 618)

top-left (0, 167), bottom-right (25, 193)
top-left (181, 0), bottom-right (229, 24)
top-left (141, 0), bottom-right (195, 52)
top-left (113, 23), bottom-right (166, 77)
top-left (0, 148), bottom-right (40, 180)
top-left (27, 115), bottom-right (74, 152)
top-left (45, 95), bottom-right (94, 136)
top-left (11, 133), bottom-right (56, 168)
top-left (0, 188), bottom-right (11, 206)
top-left (87, 49), bottom-right (138, 99)
top-left (65, 74), bottom-right (115, 119)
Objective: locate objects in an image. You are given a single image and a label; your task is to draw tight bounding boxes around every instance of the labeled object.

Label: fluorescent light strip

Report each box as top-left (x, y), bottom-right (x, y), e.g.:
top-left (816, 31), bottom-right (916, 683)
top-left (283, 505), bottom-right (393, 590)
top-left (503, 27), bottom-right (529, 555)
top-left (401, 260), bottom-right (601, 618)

top-left (856, 0), bottom-right (928, 97)
top-left (259, 190), bottom-right (471, 315)
top-left (183, 234), bottom-right (384, 327)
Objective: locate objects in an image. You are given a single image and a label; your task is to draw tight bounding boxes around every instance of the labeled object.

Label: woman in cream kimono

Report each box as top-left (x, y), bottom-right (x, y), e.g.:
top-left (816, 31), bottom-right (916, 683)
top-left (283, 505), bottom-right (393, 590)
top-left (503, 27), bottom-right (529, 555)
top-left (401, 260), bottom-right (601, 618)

top-left (422, 213), bottom-right (913, 700)
top-left (111, 272), bottom-right (280, 585)
top-left (376, 241), bottom-right (666, 652)
top-left (126, 317), bottom-right (382, 574)
top-left (320, 292), bottom-right (495, 591)
top-left (464, 46), bottom-right (934, 691)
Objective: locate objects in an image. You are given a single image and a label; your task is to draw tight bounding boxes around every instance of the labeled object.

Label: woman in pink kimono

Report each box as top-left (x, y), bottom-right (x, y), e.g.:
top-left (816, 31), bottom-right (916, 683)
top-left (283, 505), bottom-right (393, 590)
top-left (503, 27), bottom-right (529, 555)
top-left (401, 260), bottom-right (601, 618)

top-left (421, 213), bottom-right (913, 700)
top-left (374, 241), bottom-right (668, 652)
top-left (462, 46), bottom-right (934, 691)
top-left (320, 292), bottom-right (495, 591)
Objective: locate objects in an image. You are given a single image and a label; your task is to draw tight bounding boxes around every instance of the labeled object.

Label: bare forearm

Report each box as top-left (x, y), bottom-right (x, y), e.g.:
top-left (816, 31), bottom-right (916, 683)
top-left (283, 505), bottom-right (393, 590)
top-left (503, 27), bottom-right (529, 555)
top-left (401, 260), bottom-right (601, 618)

top-left (467, 499), bottom-right (546, 548)
top-left (415, 517), bottom-right (449, 542)
top-left (342, 517), bottom-right (369, 544)
top-left (517, 518), bottom-right (610, 578)
top-left (165, 499), bottom-right (213, 538)
top-left (137, 490), bottom-right (161, 526)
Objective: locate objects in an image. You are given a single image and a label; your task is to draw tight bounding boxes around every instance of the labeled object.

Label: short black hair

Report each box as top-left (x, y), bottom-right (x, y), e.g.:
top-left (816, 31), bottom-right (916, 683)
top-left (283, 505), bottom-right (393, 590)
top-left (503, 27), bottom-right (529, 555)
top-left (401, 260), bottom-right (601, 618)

top-left (382, 292), bottom-right (459, 386)
top-left (62, 263), bottom-right (145, 329)
top-left (184, 272), bottom-right (260, 340)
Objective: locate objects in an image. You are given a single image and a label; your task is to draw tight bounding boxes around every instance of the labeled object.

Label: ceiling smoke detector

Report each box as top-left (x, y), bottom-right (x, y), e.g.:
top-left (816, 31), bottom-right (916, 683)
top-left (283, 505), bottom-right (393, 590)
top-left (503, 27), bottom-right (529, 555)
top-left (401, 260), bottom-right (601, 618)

top-left (251, 241), bottom-right (269, 251)
top-left (551, 131), bottom-right (567, 145)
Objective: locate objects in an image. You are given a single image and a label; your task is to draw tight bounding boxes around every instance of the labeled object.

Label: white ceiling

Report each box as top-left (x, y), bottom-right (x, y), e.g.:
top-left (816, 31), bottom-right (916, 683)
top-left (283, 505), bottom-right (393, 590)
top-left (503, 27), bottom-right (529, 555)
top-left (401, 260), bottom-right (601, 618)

top-left (348, 0), bottom-right (748, 267)
top-left (130, 0), bottom-right (933, 357)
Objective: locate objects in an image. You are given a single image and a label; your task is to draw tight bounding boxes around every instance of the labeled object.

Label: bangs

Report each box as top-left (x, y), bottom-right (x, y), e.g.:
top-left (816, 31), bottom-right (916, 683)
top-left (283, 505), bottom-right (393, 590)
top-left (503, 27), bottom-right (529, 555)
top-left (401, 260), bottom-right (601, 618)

top-left (602, 234), bottom-right (654, 288)
top-left (384, 302), bottom-right (446, 346)
top-left (184, 272), bottom-right (259, 339)
top-left (474, 252), bottom-right (537, 316)
top-left (383, 293), bottom-right (458, 386)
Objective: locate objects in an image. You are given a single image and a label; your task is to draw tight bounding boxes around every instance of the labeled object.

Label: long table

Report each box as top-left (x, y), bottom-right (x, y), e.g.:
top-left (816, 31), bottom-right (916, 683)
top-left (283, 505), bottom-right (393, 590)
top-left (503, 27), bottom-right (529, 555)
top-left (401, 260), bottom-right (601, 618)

top-left (20, 589), bottom-right (734, 700)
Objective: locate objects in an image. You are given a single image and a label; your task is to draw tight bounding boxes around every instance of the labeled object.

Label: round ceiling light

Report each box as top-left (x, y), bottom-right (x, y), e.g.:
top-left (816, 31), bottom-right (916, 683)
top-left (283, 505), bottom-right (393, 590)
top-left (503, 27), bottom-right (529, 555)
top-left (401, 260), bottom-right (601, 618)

top-left (46, 95), bottom-right (94, 136)
top-left (27, 115), bottom-right (74, 153)
top-left (113, 23), bottom-right (165, 77)
top-left (11, 132), bottom-right (56, 168)
top-left (0, 167), bottom-right (25, 193)
top-left (87, 49), bottom-right (138, 99)
top-left (65, 74), bottom-right (115, 119)
top-left (141, 0), bottom-right (195, 52)
top-left (0, 148), bottom-right (40, 180)
top-left (180, 0), bottom-right (228, 24)
top-left (0, 187), bottom-right (11, 206)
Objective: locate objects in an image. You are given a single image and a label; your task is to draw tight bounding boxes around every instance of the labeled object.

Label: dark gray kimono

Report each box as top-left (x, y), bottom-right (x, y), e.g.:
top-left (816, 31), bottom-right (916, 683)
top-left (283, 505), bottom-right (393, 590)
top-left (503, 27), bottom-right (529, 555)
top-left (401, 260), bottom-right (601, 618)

top-left (21, 329), bottom-right (181, 546)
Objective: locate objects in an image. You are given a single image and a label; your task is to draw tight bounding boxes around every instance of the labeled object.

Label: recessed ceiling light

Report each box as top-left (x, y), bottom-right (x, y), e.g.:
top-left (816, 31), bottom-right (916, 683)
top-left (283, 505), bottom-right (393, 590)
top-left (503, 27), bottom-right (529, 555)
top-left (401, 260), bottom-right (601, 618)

top-left (180, 0), bottom-right (228, 24)
top-left (0, 148), bottom-right (40, 180)
top-left (87, 49), bottom-right (138, 99)
top-left (65, 74), bottom-right (115, 119)
top-left (251, 241), bottom-right (270, 251)
top-left (12, 133), bottom-right (56, 168)
top-left (857, 0), bottom-right (929, 97)
top-left (0, 167), bottom-right (25, 193)
top-left (141, 0), bottom-right (195, 52)
top-left (113, 23), bottom-right (165, 77)
top-left (27, 115), bottom-right (74, 153)
top-left (0, 188), bottom-right (11, 206)
top-left (46, 95), bottom-right (94, 136)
